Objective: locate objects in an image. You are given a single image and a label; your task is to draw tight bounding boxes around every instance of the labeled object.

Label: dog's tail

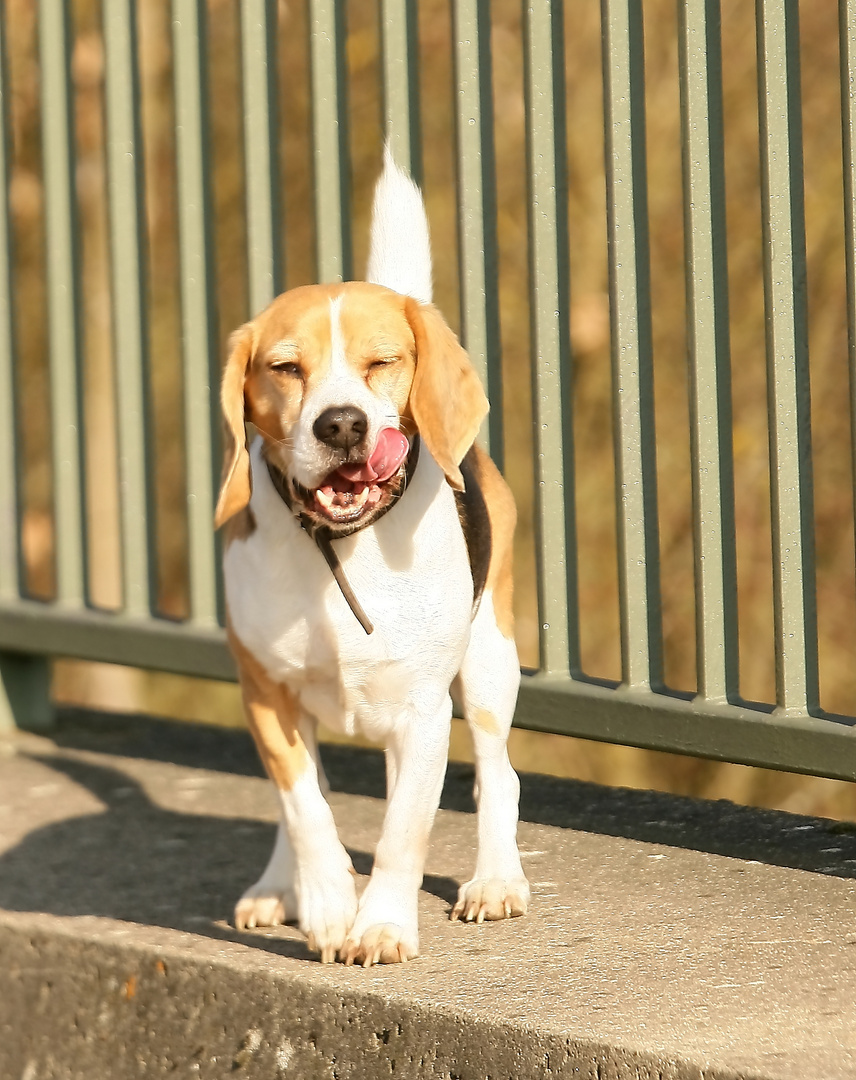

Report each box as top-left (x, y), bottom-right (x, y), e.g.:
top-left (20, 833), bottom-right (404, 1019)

top-left (366, 144), bottom-right (433, 304)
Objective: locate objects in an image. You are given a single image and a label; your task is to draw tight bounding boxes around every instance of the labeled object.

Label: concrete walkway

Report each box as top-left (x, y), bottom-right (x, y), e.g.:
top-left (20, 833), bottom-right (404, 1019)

top-left (2, 709), bottom-right (856, 1079)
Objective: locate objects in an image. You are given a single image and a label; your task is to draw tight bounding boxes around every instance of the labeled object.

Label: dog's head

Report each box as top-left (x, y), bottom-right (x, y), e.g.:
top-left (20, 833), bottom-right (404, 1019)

top-left (214, 281), bottom-right (488, 535)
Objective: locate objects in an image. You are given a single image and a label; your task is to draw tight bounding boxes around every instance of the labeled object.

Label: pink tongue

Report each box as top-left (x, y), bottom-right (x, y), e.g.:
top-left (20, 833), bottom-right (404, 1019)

top-left (335, 428), bottom-right (409, 484)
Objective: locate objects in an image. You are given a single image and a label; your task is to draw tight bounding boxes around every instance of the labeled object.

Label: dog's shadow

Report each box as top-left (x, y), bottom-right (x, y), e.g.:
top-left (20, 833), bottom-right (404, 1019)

top-left (0, 746), bottom-right (460, 963)
top-left (5, 706), bottom-right (856, 966)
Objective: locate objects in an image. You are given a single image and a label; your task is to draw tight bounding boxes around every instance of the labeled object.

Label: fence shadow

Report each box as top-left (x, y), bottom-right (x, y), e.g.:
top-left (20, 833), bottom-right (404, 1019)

top-left (19, 707), bottom-right (856, 887)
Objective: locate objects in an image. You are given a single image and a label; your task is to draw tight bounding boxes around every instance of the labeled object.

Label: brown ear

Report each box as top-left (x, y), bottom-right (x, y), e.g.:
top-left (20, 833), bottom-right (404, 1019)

top-left (214, 323), bottom-right (254, 529)
top-left (405, 298), bottom-right (489, 490)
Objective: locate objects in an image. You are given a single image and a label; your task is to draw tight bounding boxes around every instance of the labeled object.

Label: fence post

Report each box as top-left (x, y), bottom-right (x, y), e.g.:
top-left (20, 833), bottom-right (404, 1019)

top-left (0, 653), bottom-right (52, 733)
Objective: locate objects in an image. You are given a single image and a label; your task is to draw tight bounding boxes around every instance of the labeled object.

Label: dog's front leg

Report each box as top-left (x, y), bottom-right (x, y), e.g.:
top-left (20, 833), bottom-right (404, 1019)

top-left (340, 696), bottom-right (452, 966)
top-left (232, 636), bottom-right (357, 962)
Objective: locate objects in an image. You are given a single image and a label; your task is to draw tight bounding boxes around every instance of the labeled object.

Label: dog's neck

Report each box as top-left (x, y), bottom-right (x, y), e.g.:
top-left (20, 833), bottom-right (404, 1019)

top-left (264, 435), bottom-right (421, 635)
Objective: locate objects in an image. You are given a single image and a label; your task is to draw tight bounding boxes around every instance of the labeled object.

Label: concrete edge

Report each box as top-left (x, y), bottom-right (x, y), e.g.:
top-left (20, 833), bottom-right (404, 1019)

top-left (1, 920), bottom-right (752, 1080)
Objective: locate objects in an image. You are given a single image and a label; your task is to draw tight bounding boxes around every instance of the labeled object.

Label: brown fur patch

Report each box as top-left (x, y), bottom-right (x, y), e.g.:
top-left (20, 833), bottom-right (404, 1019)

top-left (337, 285), bottom-right (416, 416)
top-left (214, 323), bottom-right (255, 529)
top-left (472, 706), bottom-right (501, 736)
top-left (228, 626), bottom-right (310, 792)
top-left (405, 298), bottom-right (489, 490)
top-left (223, 504), bottom-right (256, 546)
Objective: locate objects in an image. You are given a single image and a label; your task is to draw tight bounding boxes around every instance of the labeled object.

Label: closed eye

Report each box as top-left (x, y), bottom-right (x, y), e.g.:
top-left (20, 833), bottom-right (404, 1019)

top-left (369, 356), bottom-right (400, 371)
top-left (271, 360), bottom-right (303, 378)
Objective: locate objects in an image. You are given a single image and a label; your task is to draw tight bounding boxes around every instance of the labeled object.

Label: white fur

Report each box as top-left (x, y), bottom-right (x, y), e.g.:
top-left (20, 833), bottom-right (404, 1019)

top-left (452, 591), bottom-right (530, 920)
top-left (366, 144), bottom-right (433, 304)
top-left (226, 439), bottom-right (474, 743)
top-left (277, 768), bottom-right (358, 962)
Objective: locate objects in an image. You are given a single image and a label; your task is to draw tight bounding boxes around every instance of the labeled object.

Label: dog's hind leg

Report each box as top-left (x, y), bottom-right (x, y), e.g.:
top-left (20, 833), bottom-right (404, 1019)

top-left (451, 589), bottom-right (530, 923)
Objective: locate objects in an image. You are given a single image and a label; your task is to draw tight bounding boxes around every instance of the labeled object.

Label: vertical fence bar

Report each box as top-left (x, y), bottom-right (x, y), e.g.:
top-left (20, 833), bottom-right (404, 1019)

top-left (523, 0), bottom-right (578, 677)
top-left (840, 0), bottom-right (856, 619)
top-left (1, 2), bottom-right (51, 732)
top-left (601, 0), bottom-right (662, 690)
top-left (678, 0), bottom-right (738, 704)
top-left (241, 0), bottom-right (282, 316)
top-left (103, 0), bottom-right (152, 619)
top-left (39, 0), bottom-right (87, 608)
top-left (452, 0), bottom-right (503, 466)
top-left (309, 0), bottom-right (350, 282)
top-left (0, 1), bottom-right (17, 601)
top-left (172, 0), bottom-right (220, 626)
top-left (379, 0), bottom-right (421, 181)
top-left (756, 0), bottom-right (818, 715)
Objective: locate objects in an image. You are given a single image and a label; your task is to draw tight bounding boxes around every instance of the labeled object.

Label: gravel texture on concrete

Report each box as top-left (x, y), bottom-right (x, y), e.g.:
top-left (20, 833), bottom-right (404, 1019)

top-left (2, 709), bottom-right (856, 1079)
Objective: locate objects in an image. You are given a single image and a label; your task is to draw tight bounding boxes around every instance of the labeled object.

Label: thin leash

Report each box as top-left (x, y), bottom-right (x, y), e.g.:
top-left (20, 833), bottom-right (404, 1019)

top-left (265, 435), bottom-right (421, 636)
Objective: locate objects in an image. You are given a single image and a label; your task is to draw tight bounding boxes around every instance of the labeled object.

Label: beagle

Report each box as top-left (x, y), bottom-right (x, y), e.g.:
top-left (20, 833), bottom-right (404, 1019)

top-left (216, 151), bottom-right (529, 966)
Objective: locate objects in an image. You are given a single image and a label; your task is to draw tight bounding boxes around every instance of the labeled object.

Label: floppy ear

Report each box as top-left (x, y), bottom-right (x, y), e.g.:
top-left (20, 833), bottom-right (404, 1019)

top-left (405, 298), bottom-right (489, 491)
top-left (214, 323), bottom-right (254, 529)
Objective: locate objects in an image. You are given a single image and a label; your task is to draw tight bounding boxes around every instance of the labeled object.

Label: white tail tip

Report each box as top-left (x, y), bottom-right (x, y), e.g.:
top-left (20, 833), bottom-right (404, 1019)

top-left (366, 144), bottom-right (433, 305)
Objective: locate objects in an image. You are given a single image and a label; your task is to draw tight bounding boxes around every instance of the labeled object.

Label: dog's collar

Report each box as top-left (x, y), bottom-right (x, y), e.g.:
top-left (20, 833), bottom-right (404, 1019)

top-left (265, 435), bottom-right (421, 636)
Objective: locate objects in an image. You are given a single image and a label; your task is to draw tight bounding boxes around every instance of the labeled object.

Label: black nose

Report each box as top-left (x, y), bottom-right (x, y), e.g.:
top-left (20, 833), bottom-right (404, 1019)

top-left (312, 406), bottom-right (369, 451)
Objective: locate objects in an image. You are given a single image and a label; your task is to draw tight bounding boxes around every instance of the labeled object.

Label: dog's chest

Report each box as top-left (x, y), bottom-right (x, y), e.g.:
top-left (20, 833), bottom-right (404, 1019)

top-left (224, 463), bottom-right (474, 736)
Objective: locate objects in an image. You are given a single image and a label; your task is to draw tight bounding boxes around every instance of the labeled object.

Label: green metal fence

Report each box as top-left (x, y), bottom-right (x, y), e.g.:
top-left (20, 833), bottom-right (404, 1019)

top-left (1, 0), bottom-right (856, 780)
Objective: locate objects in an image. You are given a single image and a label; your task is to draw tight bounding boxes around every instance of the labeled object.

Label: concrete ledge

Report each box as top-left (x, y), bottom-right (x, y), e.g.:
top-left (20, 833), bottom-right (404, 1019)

top-left (2, 710), bottom-right (856, 1079)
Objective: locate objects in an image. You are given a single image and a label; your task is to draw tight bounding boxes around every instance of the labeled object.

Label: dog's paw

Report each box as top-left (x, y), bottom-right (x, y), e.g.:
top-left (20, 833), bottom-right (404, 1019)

top-left (450, 876), bottom-right (530, 923)
top-left (299, 868), bottom-right (359, 964)
top-left (234, 885), bottom-right (297, 930)
top-left (339, 923), bottom-right (418, 967)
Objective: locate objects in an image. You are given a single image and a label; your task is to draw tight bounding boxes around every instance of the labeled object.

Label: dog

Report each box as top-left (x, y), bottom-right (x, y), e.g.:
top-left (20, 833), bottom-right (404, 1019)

top-left (215, 149), bottom-right (529, 966)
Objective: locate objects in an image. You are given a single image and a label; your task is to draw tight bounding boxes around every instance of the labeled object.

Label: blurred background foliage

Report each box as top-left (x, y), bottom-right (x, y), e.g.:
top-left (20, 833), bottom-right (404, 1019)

top-left (7, 0), bottom-right (856, 817)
